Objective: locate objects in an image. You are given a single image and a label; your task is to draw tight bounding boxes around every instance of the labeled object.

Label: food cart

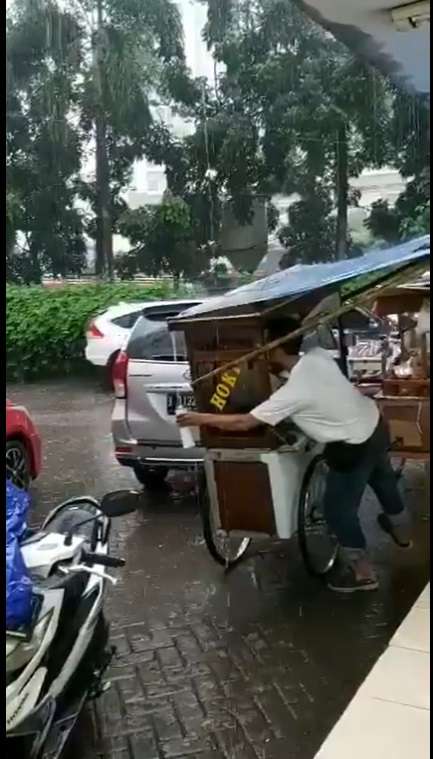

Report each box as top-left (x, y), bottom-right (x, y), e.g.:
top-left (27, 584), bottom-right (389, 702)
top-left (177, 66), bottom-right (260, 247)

top-left (370, 280), bottom-right (430, 473)
top-left (171, 237), bottom-right (430, 576)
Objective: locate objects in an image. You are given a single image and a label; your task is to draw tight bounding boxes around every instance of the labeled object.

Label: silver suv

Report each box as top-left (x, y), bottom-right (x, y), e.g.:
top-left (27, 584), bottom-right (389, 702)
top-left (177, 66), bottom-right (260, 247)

top-left (111, 300), bottom-right (203, 488)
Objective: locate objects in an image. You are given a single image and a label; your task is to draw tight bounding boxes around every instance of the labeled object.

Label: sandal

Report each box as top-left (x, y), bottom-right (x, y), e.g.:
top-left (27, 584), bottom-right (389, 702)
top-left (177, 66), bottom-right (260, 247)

top-left (327, 564), bottom-right (379, 593)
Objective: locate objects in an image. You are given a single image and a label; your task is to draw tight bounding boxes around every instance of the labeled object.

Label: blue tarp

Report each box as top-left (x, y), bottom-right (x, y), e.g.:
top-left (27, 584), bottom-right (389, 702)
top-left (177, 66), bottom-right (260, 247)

top-left (178, 235), bottom-right (430, 320)
top-left (6, 481), bottom-right (33, 631)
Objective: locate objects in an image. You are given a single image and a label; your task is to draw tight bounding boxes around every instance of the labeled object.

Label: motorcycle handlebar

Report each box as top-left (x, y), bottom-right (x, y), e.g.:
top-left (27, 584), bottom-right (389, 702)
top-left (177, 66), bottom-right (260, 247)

top-left (82, 552), bottom-right (125, 568)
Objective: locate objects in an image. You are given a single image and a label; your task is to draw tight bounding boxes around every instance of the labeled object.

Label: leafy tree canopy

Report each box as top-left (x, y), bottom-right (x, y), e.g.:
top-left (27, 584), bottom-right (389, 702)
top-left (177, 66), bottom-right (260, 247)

top-left (6, 0), bottom-right (429, 284)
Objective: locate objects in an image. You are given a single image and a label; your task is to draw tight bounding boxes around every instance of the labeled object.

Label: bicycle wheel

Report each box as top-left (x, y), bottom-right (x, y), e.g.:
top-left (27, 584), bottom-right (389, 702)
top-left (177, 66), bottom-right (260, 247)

top-left (198, 471), bottom-right (251, 568)
top-left (298, 455), bottom-right (338, 577)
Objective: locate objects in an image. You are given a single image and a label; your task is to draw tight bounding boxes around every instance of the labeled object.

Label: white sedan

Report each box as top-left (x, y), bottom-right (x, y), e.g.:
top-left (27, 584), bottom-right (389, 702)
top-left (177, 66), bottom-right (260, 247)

top-left (85, 301), bottom-right (148, 380)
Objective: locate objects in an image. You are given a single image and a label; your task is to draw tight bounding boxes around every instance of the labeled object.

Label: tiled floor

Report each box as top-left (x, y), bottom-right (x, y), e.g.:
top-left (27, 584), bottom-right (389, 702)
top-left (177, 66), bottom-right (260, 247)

top-left (315, 584), bottom-right (430, 759)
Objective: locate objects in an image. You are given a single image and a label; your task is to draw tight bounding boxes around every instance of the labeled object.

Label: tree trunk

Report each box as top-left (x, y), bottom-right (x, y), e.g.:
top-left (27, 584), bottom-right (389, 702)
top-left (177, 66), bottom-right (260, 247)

top-left (94, 0), bottom-right (113, 280)
top-left (95, 113), bottom-right (113, 278)
top-left (335, 125), bottom-right (348, 261)
top-left (28, 240), bottom-right (42, 284)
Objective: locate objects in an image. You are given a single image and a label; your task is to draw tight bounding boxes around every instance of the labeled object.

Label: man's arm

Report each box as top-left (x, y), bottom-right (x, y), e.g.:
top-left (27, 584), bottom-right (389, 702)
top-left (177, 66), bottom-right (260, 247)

top-left (177, 411), bottom-right (261, 432)
top-left (177, 372), bottom-right (302, 432)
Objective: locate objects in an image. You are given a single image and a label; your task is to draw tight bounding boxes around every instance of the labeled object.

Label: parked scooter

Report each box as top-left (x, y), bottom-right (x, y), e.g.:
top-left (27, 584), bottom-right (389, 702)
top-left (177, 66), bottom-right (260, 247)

top-left (6, 489), bottom-right (139, 759)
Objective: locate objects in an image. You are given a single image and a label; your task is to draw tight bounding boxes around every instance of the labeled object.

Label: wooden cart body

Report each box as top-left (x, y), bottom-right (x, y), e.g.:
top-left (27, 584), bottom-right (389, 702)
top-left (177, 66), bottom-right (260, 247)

top-left (204, 441), bottom-right (321, 540)
top-left (179, 314), bottom-right (323, 536)
top-left (172, 241), bottom-right (430, 536)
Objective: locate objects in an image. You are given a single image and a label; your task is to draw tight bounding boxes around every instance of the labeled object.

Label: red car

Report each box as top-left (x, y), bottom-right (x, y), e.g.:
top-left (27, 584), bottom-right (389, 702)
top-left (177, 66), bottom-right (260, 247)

top-left (6, 401), bottom-right (42, 489)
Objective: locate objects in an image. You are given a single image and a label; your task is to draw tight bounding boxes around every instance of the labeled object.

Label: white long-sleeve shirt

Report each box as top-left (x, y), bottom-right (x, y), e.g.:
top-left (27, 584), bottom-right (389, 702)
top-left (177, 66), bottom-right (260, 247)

top-left (251, 348), bottom-right (379, 445)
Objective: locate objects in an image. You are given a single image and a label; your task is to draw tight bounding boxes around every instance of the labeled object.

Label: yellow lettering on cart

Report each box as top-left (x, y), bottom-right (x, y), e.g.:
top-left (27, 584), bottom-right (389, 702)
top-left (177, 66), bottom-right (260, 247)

top-left (216, 383), bottom-right (230, 398)
top-left (209, 366), bottom-right (241, 412)
top-left (210, 393), bottom-right (226, 411)
top-left (221, 368), bottom-right (240, 387)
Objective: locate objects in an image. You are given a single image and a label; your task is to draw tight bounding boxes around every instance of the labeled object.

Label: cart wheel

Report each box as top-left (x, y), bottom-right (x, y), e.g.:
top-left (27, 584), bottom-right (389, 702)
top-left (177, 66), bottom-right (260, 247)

top-left (198, 472), bottom-right (251, 568)
top-left (298, 455), bottom-right (338, 577)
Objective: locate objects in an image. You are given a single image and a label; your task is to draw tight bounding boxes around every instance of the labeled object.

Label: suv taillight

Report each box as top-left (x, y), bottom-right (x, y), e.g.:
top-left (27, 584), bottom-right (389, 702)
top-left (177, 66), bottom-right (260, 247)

top-left (113, 351), bottom-right (129, 398)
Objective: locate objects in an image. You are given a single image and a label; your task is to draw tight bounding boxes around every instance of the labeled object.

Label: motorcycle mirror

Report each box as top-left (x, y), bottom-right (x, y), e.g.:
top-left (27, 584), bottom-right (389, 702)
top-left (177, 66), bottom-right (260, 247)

top-left (100, 490), bottom-right (140, 517)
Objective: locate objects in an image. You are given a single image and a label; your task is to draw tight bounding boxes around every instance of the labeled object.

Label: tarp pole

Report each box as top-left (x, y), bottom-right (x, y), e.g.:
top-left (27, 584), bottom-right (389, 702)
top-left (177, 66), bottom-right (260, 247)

top-left (337, 315), bottom-right (349, 377)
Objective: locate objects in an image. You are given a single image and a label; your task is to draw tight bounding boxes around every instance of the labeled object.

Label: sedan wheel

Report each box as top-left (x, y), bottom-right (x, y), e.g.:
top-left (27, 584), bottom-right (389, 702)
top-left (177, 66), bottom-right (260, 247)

top-left (6, 440), bottom-right (31, 490)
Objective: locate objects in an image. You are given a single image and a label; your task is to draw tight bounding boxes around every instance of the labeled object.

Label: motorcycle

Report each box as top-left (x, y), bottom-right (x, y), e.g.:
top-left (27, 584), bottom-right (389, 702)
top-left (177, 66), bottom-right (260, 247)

top-left (6, 489), bottom-right (139, 759)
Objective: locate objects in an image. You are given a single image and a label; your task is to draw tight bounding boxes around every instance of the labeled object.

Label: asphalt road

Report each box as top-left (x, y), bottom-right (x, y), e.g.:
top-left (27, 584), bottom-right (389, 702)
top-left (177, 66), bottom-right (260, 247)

top-left (8, 379), bottom-right (430, 759)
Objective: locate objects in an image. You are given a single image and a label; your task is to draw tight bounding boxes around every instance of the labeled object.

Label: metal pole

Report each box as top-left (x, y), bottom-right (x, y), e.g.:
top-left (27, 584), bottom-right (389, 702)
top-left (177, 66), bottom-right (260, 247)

top-left (337, 316), bottom-right (349, 377)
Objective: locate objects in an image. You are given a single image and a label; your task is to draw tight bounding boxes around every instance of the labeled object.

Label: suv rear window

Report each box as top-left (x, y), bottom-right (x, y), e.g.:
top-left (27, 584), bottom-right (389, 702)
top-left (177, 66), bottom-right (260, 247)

top-left (127, 302), bottom-right (199, 360)
top-left (142, 302), bottom-right (200, 321)
top-left (112, 303), bottom-right (198, 332)
top-left (128, 321), bottom-right (187, 362)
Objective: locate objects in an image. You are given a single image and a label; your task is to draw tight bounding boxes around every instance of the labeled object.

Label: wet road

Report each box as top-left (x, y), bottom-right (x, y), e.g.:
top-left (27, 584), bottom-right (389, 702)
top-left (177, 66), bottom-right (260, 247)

top-left (9, 380), bottom-right (429, 759)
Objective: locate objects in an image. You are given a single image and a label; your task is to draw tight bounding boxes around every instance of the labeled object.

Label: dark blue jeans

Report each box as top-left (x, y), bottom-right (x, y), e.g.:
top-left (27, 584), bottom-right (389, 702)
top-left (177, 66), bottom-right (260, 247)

top-left (323, 418), bottom-right (405, 550)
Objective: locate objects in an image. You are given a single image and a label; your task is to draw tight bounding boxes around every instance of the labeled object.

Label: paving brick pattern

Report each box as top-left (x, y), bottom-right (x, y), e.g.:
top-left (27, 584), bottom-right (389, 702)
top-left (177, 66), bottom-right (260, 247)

top-left (9, 382), bottom-right (428, 759)
top-left (85, 612), bottom-right (329, 759)
top-left (83, 546), bottom-right (429, 759)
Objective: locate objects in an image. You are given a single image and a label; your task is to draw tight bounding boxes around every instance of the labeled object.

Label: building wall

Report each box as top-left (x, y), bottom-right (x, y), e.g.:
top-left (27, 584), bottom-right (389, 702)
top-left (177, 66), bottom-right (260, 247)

top-left (131, 0), bottom-right (214, 202)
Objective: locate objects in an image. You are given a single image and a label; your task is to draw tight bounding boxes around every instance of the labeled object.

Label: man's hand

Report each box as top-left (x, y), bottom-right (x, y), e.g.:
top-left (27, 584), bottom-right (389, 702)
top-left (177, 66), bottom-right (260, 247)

top-left (176, 412), bottom-right (204, 428)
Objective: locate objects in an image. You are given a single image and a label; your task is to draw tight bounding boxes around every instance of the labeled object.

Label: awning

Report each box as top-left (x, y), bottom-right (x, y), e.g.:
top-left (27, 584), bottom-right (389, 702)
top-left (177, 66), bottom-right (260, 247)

top-left (175, 235), bottom-right (430, 321)
top-left (296, 0), bottom-right (430, 95)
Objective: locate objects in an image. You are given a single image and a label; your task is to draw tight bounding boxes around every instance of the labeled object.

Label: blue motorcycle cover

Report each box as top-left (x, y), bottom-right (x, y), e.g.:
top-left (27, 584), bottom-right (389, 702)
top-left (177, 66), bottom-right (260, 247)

top-left (6, 481), bottom-right (33, 630)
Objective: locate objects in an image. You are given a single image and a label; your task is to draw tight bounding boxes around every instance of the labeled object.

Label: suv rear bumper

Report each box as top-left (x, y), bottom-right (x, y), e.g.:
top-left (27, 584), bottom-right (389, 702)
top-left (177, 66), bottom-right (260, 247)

top-left (116, 453), bottom-right (203, 470)
top-left (112, 415), bottom-right (204, 469)
top-left (115, 447), bottom-right (204, 469)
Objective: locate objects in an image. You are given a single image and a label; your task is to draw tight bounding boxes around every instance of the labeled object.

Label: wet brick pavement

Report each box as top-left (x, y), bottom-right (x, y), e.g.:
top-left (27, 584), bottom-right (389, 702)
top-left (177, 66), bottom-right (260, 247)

top-left (8, 379), bottom-right (429, 759)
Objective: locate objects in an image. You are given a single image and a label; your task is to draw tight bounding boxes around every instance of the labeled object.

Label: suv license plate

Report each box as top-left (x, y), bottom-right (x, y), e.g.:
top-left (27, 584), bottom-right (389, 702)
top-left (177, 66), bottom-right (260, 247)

top-left (166, 393), bottom-right (196, 415)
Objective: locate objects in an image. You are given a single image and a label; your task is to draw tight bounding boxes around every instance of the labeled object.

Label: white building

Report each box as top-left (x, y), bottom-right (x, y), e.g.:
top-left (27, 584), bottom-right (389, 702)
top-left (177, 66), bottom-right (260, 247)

top-left (129, 0), bottom-right (214, 207)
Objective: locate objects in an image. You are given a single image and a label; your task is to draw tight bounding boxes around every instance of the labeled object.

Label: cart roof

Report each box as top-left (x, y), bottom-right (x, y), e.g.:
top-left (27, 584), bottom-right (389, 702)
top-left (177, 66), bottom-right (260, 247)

top-left (175, 235), bottom-right (430, 322)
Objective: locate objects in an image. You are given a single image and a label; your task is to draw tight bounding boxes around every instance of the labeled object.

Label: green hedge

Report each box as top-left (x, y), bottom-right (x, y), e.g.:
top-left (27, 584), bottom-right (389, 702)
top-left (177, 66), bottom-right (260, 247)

top-left (6, 283), bottom-right (174, 381)
top-left (7, 271), bottom-right (393, 382)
